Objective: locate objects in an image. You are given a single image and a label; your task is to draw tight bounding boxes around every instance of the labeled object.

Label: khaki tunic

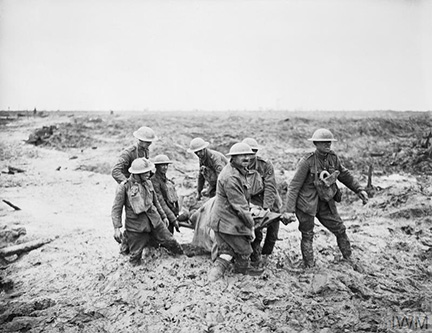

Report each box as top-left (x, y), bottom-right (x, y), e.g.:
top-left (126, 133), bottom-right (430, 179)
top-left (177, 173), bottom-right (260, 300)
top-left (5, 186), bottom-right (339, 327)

top-left (151, 171), bottom-right (179, 224)
top-left (112, 144), bottom-right (149, 184)
top-left (209, 162), bottom-right (254, 237)
top-left (286, 150), bottom-right (363, 216)
top-left (111, 177), bottom-right (167, 233)
top-left (248, 156), bottom-right (282, 212)
top-left (197, 148), bottom-right (228, 194)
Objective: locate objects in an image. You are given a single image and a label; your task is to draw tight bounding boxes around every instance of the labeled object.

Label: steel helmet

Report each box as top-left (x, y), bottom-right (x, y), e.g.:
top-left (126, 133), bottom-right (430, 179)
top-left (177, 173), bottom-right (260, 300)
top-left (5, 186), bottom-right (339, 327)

top-left (308, 128), bottom-right (337, 142)
top-left (128, 158), bottom-right (155, 174)
top-left (226, 142), bottom-right (254, 156)
top-left (242, 138), bottom-right (259, 151)
top-left (153, 154), bottom-right (173, 165)
top-left (187, 137), bottom-right (209, 153)
top-left (133, 126), bottom-right (157, 142)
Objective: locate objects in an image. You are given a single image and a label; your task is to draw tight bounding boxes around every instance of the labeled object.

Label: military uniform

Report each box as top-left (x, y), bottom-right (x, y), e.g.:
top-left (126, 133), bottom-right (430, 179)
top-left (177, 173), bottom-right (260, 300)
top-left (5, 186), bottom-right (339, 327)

top-left (112, 144), bottom-right (149, 184)
top-left (111, 177), bottom-right (182, 265)
top-left (248, 156), bottom-right (282, 261)
top-left (209, 162), bottom-right (254, 263)
top-left (197, 149), bottom-right (228, 198)
top-left (151, 170), bottom-right (180, 234)
top-left (286, 150), bottom-right (364, 267)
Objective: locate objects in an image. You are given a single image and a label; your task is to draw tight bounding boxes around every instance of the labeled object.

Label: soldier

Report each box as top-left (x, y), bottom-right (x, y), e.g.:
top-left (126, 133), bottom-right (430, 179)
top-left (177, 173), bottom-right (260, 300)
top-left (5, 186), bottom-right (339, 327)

top-left (111, 126), bottom-right (157, 255)
top-left (242, 138), bottom-right (282, 266)
top-left (187, 137), bottom-right (228, 200)
top-left (111, 158), bottom-right (183, 266)
top-left (208, 142), bottom-right (264, 281)
top-left (112, 126), bottom-right (157, 184)
top-left (284, 128), bottom-right (368, 271)
top-left (150, 154), bottom-right (181, 234)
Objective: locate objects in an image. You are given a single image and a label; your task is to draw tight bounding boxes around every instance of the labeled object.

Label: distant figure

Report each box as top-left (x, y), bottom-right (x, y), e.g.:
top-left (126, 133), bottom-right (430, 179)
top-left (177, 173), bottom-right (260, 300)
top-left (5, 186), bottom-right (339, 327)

top-left (111, 158), bottom-right (183, 266)
top-left (112, 126), bottom-right (157, 184)
top-left (242, 138), bottom-right (282, 266)
top-left (284, 128), bottom-right (368, 272)
top-left (207, 142), bottom-right (264, 281)
top-left (187, 137), bottom-right (228, 200)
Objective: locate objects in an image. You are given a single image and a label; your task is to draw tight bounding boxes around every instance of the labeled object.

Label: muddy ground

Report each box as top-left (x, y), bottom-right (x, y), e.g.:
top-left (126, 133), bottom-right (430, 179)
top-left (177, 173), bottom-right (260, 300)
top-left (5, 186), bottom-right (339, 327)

top-left (0, 110), bottom-right (431, 333)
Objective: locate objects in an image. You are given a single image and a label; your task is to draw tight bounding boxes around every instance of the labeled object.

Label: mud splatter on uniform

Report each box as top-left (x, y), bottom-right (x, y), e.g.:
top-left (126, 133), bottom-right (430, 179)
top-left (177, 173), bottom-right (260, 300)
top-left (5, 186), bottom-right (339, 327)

top-left (286, 150), bottom-right (364, 266)
top-left (111, 177), bottom-right (182, 265)
top-left (210, 162), bottom-right (254, 260)
top-left (248, 156), bottom-right (282, 260)
top-left (151, 170), bottom-right (180, 233)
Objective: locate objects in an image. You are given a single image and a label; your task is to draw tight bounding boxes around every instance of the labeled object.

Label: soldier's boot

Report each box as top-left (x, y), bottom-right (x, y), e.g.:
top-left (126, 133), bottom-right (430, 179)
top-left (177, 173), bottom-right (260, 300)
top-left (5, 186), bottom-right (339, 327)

top-left (161, 239), bottom-right (184, 255)
top-left (300, 232), bottom-right (315, 268)
top-left (119, 242), bottom-right (130, 255)
top-left (119, 233), bottom-right (130, 255)
top-left (208, 257), bottom-right (231, 282)
top-left (250, 242), bottom-right (262, 268)
top-left (129, 251), bottom-right (142, 266)
top-left (336, 232), bottom-right (364, 273)
top-left (234, 255), bottom-right (264, 276)
top-left (336, 231), bottom-right (352, 259)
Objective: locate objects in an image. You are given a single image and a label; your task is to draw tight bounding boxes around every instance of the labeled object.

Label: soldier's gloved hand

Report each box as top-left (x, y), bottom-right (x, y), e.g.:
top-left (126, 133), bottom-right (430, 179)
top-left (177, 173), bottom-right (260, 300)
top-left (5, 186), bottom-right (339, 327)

top-left (281, 212), bottom-right (296, 225)
top-left (162, 218), bottom-right (170, 228)
top-left (113, 228), bottom-right (123, 244)
top-left (173, 219), bottom-right (181, 233)
top-left (357, 190), bottom-right (369, 205)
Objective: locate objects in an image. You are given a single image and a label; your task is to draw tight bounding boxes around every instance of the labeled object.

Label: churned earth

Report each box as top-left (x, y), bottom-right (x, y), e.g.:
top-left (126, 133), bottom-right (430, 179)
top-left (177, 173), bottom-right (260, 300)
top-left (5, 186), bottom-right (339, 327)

top-left (0, 110), bottom-right (431, 333)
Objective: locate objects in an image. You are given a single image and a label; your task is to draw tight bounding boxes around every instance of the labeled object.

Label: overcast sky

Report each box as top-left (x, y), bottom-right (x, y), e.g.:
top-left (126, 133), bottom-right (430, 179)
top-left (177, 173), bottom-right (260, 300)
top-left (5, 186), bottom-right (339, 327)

top-left (0, 0), bottom-right (431, 112)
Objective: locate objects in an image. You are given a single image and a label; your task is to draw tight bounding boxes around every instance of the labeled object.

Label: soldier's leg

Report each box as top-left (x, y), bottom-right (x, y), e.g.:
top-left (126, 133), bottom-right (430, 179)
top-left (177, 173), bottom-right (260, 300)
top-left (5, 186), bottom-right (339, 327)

top-left (208, 232), bottom-right (234, 282)
top-left (296, 209), bottom-right (315, 267)
top-left (219, 233), bottom-right (263, 276)
top-left (151, 222), bottom-right (183, 255)
top-left (250, 229), bottom-right (264, 263)
top-left (120, 230), bottom-right (130, 255)
top-left (210, 232), bottom-right (263, 278)
top-left (261, 220), bottom-right (280, 255)
top-left (316, 201), bottom-right (351, 259)
top-left (127, 231), bottom-right (151, 266)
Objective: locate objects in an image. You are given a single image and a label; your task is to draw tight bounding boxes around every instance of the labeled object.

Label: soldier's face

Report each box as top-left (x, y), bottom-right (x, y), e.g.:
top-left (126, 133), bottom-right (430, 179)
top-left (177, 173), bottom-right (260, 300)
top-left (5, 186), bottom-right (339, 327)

top-left (315, 141), bottom-right (332, 154)
top-left (138, 171), bottom-right (151, 181)
top-left (156, 164), bottom-right (169, 174)
top-left (195, 149), bottom-right (205, 159)
top-left (138, 140), bottom-right (152, 149)
top-left (232, 154), bottom-right (251, 169)
top-left (249, 150), bottom-right (258, 164)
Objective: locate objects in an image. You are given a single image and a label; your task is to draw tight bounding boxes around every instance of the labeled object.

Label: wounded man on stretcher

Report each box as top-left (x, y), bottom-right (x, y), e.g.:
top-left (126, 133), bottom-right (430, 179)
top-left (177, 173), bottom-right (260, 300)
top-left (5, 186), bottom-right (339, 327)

top-left (179, 197), bottom-right (294, 259)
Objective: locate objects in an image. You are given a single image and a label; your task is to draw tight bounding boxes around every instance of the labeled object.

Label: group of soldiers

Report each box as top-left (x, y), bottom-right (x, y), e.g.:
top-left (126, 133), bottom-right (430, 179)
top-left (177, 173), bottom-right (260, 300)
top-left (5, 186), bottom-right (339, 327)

top-left (111, 125), bottom-right (368, 279)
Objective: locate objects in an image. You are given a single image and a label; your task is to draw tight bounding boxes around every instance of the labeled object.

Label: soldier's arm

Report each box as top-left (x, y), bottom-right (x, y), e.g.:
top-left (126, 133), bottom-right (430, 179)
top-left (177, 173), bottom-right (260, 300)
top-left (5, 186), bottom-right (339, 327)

top-left (197, 160), bottom-right (205, 195)
top-left (285, 158), bottom-right (310, 213)
top-left (262, 161), bottom-right (278, 210)
top-left (212, 153), bottom-right (227, 178)
top-left (111, 152), bottom-right (130, 184)
top-left (150, 185), bottom-right (167, 220)
top-left (111, 182), bottom-right (126, 229)
top-left (336, 156), bottom-right (363, 193)
top-left (225, 180), bottom-right (254, 228)
top-left (152, 180), bottom-right (177, 223)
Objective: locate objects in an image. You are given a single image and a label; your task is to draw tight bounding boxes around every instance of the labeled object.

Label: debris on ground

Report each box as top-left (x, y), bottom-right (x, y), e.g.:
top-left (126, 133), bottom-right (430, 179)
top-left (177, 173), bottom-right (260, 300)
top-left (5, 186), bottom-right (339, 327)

top-left (1, 110), bottom-right (431, 332)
